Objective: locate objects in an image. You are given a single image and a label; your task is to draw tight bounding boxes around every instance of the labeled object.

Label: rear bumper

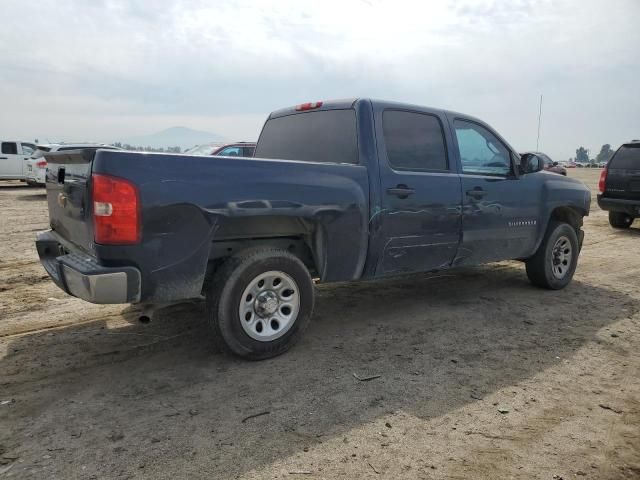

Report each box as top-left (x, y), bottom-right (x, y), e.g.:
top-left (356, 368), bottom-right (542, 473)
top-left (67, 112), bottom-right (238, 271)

top-left (26, 168), bottom-right (45, 184)
top-left (36, 230), bottom-right (141, 304)
top-left (597, 195), bottom-right (640, 216)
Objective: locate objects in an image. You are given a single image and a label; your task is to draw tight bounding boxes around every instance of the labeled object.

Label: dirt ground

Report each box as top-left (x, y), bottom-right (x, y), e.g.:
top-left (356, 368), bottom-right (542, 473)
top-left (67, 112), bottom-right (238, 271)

top-left (0, 169), bottom-right (638, 479)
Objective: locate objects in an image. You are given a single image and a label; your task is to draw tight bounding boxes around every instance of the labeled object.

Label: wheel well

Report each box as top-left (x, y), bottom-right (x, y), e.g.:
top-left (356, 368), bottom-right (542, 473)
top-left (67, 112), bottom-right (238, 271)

top-left (204, 215), bottom-right (324, 294)
top-left (550, 206), bottom-right (584, 231)
top-left (203, 234), bottom-right (320, 294)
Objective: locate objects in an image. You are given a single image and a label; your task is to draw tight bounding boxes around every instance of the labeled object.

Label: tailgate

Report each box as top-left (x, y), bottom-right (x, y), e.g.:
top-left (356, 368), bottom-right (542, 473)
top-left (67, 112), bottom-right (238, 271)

top-left (44, 149), bottom-right (97, 253)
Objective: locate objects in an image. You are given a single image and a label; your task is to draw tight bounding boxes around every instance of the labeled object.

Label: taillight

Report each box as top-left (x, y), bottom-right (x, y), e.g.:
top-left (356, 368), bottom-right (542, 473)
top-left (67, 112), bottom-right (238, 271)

top-left (598, 167), bottom-right (607, 193)
top-left (36, 160), bottom-right (47, 168)
top-left (92, 174), bottom-right (141, 245)
top-left (295, 101), bottom-right (323, 111)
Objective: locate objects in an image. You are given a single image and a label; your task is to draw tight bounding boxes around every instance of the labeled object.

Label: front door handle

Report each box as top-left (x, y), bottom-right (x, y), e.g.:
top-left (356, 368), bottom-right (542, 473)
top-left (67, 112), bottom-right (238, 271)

top-left (466, 187), bottom-right (487, 199)
top-left (386, 184), bottom-right (415, 199)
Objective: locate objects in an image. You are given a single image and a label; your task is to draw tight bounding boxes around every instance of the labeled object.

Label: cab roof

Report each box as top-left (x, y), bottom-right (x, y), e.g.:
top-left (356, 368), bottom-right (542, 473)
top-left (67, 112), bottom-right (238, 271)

top-left (268, 98), bottom-right (481, 123)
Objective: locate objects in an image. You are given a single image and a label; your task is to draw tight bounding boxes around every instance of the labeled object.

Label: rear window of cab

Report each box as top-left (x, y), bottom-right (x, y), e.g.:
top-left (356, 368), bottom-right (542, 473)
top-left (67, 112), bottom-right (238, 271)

top-left (610, 144), bottom-right (640, 169)
top-left (255, 109), bottom-right (358, 164)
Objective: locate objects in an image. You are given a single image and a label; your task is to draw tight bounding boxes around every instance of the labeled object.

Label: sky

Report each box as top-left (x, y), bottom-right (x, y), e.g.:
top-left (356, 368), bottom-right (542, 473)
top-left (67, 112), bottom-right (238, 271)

top-left (1, 0), bottom-right (639, 160)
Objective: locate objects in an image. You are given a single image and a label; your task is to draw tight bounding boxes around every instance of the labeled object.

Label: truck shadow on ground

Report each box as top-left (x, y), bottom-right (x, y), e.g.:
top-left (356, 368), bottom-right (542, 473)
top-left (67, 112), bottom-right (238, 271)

top-left (1, 262), bottom-right (637, 478)
top-left (0, 184), bottom-right (40, 190)
top-left (611, 226), bottom-right (640, 236)
top-left (16, 193), bottom-right (47, 201)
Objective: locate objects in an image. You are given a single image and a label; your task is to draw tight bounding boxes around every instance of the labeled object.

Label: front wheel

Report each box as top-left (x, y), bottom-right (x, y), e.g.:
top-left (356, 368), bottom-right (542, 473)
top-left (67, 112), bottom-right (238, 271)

top-left (609, 211), bottom-right (633, 229)
top-left (206, 248), bottom-right (314, 360)
top-left (525, 221), bottom-right (579, 290)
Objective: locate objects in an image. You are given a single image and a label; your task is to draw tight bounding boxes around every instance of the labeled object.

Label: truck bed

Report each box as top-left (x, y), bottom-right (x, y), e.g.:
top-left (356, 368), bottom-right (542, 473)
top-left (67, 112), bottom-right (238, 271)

top-left (43, 149), bottom-right (370, 302)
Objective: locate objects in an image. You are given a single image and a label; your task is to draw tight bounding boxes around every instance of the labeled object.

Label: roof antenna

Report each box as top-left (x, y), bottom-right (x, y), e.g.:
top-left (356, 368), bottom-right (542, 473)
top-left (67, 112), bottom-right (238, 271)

top-left (536, 94), bottom-right (543, 151)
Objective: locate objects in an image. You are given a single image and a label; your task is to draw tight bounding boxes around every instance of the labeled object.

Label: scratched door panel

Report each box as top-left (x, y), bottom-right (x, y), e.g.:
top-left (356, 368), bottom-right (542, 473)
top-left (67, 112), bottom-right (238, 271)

top-left (456, 174), bottom-right (540, 265)
top-left (374, 108), bottom-right (463, 276)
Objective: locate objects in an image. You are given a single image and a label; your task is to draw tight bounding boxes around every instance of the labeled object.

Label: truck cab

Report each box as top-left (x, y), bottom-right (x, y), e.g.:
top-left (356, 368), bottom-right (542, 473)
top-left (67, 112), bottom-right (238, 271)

top-left (0, 141), bottom-right (37, 181)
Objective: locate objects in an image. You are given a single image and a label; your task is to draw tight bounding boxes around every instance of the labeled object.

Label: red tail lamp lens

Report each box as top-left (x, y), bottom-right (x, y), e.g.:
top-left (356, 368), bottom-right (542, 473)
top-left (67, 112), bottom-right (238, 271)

top-left (92, 174), bottom-right (140, 245)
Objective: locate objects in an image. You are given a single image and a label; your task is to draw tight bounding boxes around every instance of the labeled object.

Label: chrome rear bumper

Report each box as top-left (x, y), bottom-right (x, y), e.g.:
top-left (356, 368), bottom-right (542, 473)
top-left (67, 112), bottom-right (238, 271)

top-left (36, 230), bottom-right (141, 304)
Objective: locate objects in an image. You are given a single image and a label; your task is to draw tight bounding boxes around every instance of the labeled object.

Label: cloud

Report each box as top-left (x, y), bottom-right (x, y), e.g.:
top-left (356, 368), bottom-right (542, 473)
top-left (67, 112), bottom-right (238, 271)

top-left (0, 0), bottom-right (638, 158)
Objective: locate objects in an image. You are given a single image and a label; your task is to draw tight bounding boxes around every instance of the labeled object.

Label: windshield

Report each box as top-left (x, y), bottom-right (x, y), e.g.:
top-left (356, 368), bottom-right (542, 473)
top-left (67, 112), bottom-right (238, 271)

top-left (610, 144), bottom-right (640, 169)
top-left (31, 147), bottom-right (50, 159)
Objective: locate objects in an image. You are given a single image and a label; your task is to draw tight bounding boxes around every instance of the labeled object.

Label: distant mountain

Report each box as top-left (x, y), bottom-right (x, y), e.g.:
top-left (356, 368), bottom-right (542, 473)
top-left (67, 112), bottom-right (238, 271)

top-left (119, 126), bottom-right (225, 150)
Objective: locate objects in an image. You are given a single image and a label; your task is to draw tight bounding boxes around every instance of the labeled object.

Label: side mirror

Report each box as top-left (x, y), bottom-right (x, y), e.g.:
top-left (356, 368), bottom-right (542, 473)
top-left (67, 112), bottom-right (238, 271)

top-left (520, 154), bottom-right (544, 174)
top-left (553, 161), bottom-right (559, 166)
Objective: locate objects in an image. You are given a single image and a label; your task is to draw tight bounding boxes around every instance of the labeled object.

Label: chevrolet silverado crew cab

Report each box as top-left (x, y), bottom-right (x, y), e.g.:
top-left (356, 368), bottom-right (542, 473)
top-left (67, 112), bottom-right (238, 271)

top-left (36, 99), bottom-right (591, 359)
top-left (597, 140), bottom-right (640, 229)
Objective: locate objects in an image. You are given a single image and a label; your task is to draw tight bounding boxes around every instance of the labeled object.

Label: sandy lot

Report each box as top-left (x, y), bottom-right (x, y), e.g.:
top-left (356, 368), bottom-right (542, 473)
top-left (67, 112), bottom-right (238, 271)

top-left (0, 169), bottom-right (638, 479)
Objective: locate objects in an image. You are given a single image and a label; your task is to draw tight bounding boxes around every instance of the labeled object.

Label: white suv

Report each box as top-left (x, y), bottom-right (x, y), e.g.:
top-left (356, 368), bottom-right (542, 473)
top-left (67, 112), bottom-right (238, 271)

top-left (25, 143), bottom-right (120, 186)
top-left (0, 141), bottom-right (37, 182)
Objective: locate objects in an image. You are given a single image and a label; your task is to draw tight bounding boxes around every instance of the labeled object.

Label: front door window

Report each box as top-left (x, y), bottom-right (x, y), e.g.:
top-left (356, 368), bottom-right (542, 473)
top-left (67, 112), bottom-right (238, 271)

top-left (454, 120), bottom-right (511, 176)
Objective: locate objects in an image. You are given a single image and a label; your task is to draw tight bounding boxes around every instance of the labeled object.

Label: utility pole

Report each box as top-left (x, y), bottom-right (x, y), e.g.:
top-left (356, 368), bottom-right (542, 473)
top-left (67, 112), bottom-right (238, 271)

top-left (536, 94), bottom-right (543, 151)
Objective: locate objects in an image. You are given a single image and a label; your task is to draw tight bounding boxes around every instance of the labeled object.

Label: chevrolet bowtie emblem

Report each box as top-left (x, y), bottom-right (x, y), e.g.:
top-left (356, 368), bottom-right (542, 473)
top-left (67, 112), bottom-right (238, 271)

top-left (57, 193), bottom-right (67, 208)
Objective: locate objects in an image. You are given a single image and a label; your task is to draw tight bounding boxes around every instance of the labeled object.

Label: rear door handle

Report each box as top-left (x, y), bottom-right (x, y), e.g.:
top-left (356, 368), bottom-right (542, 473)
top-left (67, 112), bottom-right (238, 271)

top-left (466, 187), bottom-right (487, 199)
top-left (386, 185), bottom-right (415, 198)
top-left (0, 157), bottom-right (7, 160)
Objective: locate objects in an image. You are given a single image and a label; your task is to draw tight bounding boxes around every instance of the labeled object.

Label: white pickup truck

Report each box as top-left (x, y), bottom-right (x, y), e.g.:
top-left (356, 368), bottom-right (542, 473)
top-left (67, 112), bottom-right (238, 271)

top-left (0, 140), bottom-right (37, 183)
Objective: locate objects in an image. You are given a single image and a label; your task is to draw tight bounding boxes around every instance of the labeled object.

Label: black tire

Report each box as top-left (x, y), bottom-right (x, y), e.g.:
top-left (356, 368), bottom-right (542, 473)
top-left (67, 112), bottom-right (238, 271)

top-left (525, 221), bottom-right (579, 290)
top-left (608, 211), bottom-right (633, 229)
top-left (206, 248), bottom-right (314, 360)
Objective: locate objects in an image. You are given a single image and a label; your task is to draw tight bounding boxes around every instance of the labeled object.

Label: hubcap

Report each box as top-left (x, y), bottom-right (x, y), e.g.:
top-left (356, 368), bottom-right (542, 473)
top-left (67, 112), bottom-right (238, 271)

top-left (551, 235), bottom-right (572, 279)
top-left (239, 271), bottom-right (300, 342)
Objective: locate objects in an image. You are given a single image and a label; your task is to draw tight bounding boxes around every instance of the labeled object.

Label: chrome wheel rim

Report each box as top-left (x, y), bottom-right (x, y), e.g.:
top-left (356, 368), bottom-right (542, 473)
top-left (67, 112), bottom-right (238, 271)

top-left (239, 270), bottom-right (300, 342)
top-left (551, 235), bottom-right (572, 279)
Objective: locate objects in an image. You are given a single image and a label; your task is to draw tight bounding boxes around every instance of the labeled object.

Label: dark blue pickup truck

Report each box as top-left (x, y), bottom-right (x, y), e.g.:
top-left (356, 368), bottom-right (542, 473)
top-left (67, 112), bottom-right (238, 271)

top-left (37, 99), bottom-right (591, 359)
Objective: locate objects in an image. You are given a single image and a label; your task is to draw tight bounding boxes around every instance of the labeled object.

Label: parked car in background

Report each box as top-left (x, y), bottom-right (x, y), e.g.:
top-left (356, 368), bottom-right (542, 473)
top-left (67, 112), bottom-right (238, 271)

top-left (37, 98), bottom-right (590, 360)
top-left (520, 152), bottom-right (567, 175)
top-left (597, 140), bottom-right (640, 229)
top-left (25, 143), bottom-right (121, 187)
top-left (185, 142), bottom-right (256, 157)
top-left (0, 140), bottom-right (37, 182)
top-left (565, 162), bottom-right (577, 168)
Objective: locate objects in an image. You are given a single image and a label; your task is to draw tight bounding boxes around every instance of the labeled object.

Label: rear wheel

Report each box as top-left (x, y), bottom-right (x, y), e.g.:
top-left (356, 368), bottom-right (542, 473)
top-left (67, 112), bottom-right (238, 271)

top-left (608, 211), bottom-right (633, 229)
top-left (206, 248), bottom-right (314, 360)
top-left (525, 221), bottom-right (579, 290)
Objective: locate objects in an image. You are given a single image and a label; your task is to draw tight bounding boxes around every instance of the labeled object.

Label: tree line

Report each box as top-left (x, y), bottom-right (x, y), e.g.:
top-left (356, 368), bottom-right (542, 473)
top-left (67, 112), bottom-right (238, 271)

top-left (111, 142), bottom-right (182, 153)
top-left (571, 144), bottom-right (615, 164)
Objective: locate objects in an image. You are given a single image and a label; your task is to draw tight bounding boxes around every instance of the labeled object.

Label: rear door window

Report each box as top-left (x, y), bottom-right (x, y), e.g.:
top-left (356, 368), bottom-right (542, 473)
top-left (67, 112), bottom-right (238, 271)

top-left (1, 142), bottom-right (18, 155)
top-left (243, 146), bottom-right (255, 157)
top-left (255, 109), bottom-right (358, 164)
top-left (610, 145), bottom-right (640, 169)
top-left (382, 110), bottom-right (448, 171)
